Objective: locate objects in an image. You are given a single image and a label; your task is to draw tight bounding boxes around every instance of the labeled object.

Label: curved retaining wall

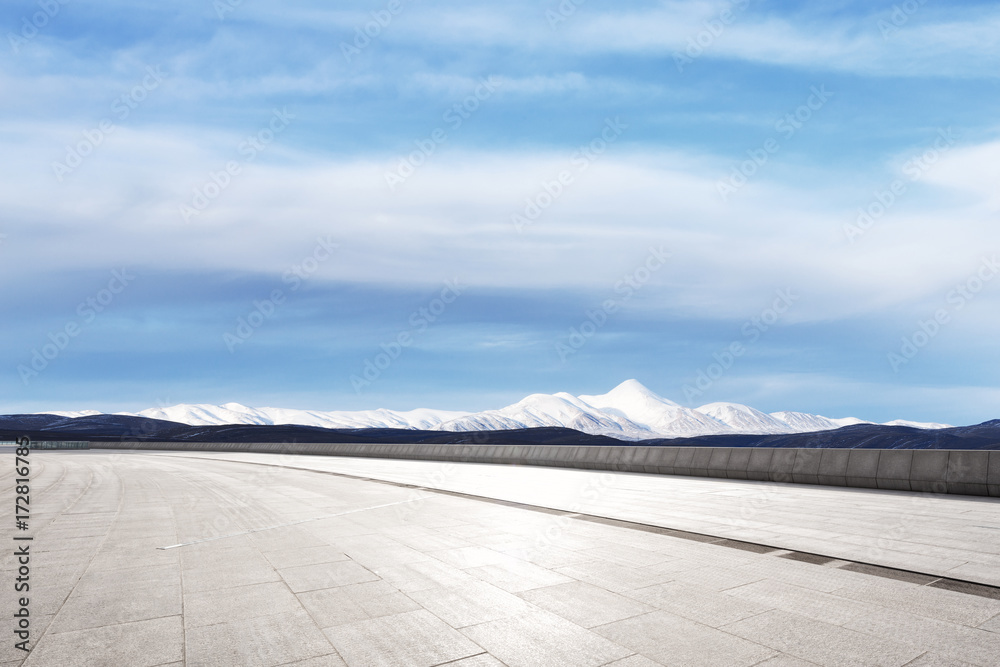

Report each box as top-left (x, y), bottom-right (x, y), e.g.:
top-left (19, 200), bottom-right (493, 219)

top-left (91, 441), bottom-right (1000, 498)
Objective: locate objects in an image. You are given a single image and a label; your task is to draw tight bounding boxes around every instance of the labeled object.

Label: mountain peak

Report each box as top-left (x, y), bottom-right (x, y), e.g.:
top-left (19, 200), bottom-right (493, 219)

top-left (599, 379), bottom-right (678, 405)
top-left (610, 378), bottom-right (654, 395)
top-left (578, 380), bottom-right (681, 418)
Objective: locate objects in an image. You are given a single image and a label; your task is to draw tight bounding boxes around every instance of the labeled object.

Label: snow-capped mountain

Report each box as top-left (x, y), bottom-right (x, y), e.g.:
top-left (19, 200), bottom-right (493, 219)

top-left (43, 380), bottom-right (951, 441)
top-left (881, 418), bottom-right (953, 429)
top-left (696, 402), bottom-right (796, 435)
top-left (127, 404), bottom-right (469, 431)
top-left (438, 391), bottom-right (652, 440)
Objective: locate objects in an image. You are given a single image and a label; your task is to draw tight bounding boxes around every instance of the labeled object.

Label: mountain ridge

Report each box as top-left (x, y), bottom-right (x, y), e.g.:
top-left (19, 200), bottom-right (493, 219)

top-left (1, 414), bottom-right (996, 450)
top-left (28, 379), bottom-right (952, 441)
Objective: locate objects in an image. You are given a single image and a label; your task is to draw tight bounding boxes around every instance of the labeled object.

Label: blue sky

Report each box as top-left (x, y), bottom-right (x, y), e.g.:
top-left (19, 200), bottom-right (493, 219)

top-left (2, 0), bottom-right (999, 424)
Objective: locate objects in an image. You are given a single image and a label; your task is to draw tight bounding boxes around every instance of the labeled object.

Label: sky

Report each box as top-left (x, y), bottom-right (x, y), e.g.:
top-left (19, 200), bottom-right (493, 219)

top-left (1, 0), bottom-right (999, 425)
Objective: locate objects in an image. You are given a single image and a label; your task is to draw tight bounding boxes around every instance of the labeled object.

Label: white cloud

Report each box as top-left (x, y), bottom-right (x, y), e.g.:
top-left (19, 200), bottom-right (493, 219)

top-left (3, 119), bottom-right (997, 329)
top-left (921, 138), bottom-right (1000, 212)
top-left (381, 3), bottom-right (1000, 78)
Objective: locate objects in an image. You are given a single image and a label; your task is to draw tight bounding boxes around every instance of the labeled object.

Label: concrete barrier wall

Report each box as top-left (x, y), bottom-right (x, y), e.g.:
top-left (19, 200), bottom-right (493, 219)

top-left (31, 441), bottom-right (89, 450)
top-left (90, 441), bottom-right (1000, 497)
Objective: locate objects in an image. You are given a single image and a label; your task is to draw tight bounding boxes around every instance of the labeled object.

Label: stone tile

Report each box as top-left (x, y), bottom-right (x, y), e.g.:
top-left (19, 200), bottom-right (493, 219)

top-left (725, 579), bottom-right (878, 626)
top-left (553, 559), bottom-right (675, 594)
top-left (183, 559), bottom-right (281, 593)
top-left (86, 548), bottom-right (181, 572)
top-left (501, 542), bottom-right (596, 569)
top-left (177, 537), bottom-right (258, 563)
top-left (297, 581), bottom-right (421, 628)
top-left (388, 528), bottom-right (473, 552)
top-left (843, 608), bottom-right (1000, 667)
top-left (184, 581), bottom-right (303, 628)
top-left (22, 616), bottom-right (183, 667)
top-left (603, 656), bottom-right (665, 667)
top-left (901, 653), bottom-right (979, 667)
top-left (185, 608), bottom-right (333, 667)
top-left (441, 654), bottom-right (507, 666)
top-left (979, 613), bottom-right (1000, 633)
top-left (305, 517), bottom-right (378, 540)
top-left (752, 656), bottom-right (822, 667)
top-left (47, 584), bottom-right (181, 634)
top-left (72, 562), bottom-right (180, 597)
top-left (261, 545), bottom-right (349, 569)
top-left (324, 609), bottom-right (481, 667)
top-left (724, 609), bottom-right (923, 667)
top-left (519, 581), bottom-right (655, 628)
top-left (579, 544), bottom-right (673, 567)
top-left (465, 558), bottom-right (574, 593)
top-left (733, 555), bottom-right (863, 593)
top-left (248, 526), bottom-right (331, 553)
top-left (658, 565), bottom-right (767, 592)
top-left (942, 561), bottom-right (1000, 586)
top-left (329, 534), bottom-right (432, 568)
top-left (522, 530), bottom-right (608, 552)
top-left (33, 537), bottom-right (104, 554)
top-left (372, 559), bottom-right (478, 593)
top-left (407, 580), bottom-right (534, 628)
top-left (627, 580), bottom-right (771, 627)
top-left (446, 523), bottom-right (506, 540)
top-left (278, 560), bottom-right (379, 593)
top-left (593, 610), bottom-right (776, 667)
top-left (462, 609), bottom-right (632, 667)
top-left (427, 546), bottom-right (519, 569)
top-left (831, 578), bottom-right (1000, 627)
top-left (638, 555), bottom-right (712, 578)
top-left (278, 654), bottom-right (348, 666)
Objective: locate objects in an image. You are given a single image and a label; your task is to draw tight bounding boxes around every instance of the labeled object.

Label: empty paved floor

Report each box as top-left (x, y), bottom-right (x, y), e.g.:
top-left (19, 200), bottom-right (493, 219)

top-left (0, 450), bottom-right (997, 666)
top-left (155, 451), bottom-right (1000, 587)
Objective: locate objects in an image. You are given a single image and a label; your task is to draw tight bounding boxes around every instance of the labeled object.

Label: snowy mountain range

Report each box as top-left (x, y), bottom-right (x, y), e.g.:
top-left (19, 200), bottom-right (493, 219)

top-left (42, 380), bottom-right (951, 441)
